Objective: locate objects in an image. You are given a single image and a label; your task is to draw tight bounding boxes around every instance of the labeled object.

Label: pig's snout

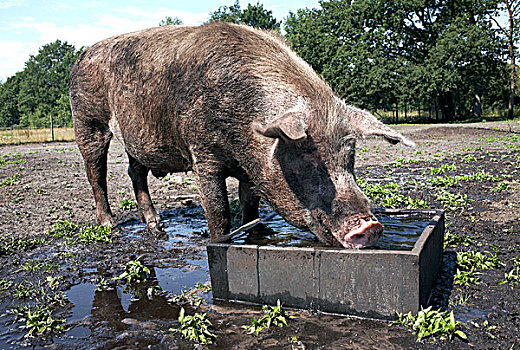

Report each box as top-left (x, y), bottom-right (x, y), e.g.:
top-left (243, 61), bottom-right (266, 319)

top-left (338, 217), bottom-right (383, 249)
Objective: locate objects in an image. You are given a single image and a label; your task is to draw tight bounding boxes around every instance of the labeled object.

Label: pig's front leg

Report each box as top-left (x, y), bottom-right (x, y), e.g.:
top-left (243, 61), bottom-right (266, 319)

top-left (239, 180), bottom-right (260, 225)
top-left (192, 161), bottom-right (231, 240)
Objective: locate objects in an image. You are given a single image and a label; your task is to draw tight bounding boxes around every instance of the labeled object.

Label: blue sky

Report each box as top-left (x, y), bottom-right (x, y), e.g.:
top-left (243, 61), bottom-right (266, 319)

top-left (0, 0), bottom-right (321, 81)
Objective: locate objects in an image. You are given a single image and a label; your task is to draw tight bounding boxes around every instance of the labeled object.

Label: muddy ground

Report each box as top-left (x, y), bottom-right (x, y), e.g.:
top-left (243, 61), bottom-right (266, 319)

top-left (0, 121), bottom-right (519, 349)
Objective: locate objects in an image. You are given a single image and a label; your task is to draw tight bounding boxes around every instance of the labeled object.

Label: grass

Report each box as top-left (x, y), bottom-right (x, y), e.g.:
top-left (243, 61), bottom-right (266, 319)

top-left (0, 127), bottom-right (74, 145)
top-left (393, 306), bottom-right (466, 342)
top-left (243, 299), bottom-right (296, 336)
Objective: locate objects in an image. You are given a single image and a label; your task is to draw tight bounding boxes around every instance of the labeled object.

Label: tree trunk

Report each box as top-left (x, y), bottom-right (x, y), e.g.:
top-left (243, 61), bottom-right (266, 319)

top-left (509, 56), bottom-right (515, 119)
top-left (507, 0), bottom-right (516, 119)
top-left (474, 93), bottom-right (482, 119)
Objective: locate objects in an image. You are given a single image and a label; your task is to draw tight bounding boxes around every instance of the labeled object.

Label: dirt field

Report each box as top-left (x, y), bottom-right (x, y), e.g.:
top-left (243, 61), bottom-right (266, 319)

top-left (0, 120), bottom-right (519, 349)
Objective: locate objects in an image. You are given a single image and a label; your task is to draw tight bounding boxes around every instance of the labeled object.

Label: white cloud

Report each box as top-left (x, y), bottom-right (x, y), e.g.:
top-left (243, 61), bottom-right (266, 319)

top-left (0, 0), bottom-right (24, 10)
top-left (0, 4), bottom-right (208, 80)
top-left (111, 5), bottom-right (208, 26)
top-left (0, 40), bottom-right (38, 79)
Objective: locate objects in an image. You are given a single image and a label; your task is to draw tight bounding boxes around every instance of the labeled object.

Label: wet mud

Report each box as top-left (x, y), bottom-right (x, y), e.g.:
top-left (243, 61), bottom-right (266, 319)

top-left (0, 121), bottom-right (519, 349)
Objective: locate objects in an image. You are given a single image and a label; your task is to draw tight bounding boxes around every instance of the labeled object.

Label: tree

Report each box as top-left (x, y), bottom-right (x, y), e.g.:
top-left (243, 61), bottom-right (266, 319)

top-left (488, 0), bottom-right (520, 118)
top-left (159, 16), bottom-right (183, 26)
top-left (0, 72), bottom-right (23, 127)
top-left (17, 40), bottom-right (80, 128)
top-left (284, 0), bottom-right (505, 121)
top-left (208, 1), bottom-right (280, 31)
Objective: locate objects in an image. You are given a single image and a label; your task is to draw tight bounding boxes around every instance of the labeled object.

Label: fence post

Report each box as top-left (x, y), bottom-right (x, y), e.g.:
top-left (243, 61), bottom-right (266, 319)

top-left (50, 115), bottom-right (54, 142)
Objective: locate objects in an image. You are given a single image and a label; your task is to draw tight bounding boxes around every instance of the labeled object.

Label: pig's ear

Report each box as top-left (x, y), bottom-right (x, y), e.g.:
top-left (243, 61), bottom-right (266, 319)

top-left (253, 112), bottom-right (307, 142)
top-left (346, 107), bottom-right (415, 147)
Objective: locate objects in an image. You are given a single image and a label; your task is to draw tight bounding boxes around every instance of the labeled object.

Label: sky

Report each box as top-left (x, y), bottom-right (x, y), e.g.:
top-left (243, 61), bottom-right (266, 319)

top-left (0, 0), bottom-right (322, 82)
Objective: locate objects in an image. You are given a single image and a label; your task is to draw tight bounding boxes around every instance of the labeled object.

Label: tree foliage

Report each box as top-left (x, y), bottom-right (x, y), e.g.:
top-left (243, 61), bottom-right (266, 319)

top-left (0, 1), bottom-right (517, 128)
top-left (0, 40), bottom-right (81, 128)
top-left (285, 0), bottom-right (507, 121)
top-left (159, 16), bottom-right (183, 26)
top-left (208, 1), bottom-right (280, 30)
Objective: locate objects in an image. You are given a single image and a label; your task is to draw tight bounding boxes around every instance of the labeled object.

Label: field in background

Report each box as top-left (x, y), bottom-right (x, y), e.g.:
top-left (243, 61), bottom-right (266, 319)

top-left (0, 127), bottom-right (74, 145)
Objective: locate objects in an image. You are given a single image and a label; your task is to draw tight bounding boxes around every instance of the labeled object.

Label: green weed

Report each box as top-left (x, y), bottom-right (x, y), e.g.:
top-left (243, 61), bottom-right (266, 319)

top-left (430, 164), bottom-right (457, 175)
top-left (1, 173), bottom-right (20, 186)
top-left (358, 178), bottom-right (427, 209)
top-left (456, 251), bottom-right (505, 270)
top-left (491, 182), bottom-right (509, 193)
top-left (77, 225), bottom-right (111, 244)
top-left (0, 237), bottom-right (46, 255)
top-left (462, 154), bottom-right (477, 162)
top-left (25, 306), bottom-right (65, 338)
top-left (0, 157), bottom-right (26, 167)
top-left (444, 231), bottom-right (474, 248)
top-left (229, 198), bottom-right (242, 228)
top-left (170, 307), bottom-right (216, 345)
top-left (435, 190), bottom-right (468, 211)
top-left (393, 306), bottom-right (466, 342)
top-left (0, 279), bottom-right (13, 293)
top-left (18, 260), bottom-right (58, 273)
top-left (47, 220), bottom-right (78, 238)
top-left (119, 199), bottom-right (137, 210)
top-left (454, 267), bottom-right (481, 286)
top-left (91, 277), bottom-right (113, 292)
top-left (498, 267), bottom-right (520, 286)
top-left (116, 257), bottom-right (150, 285)
top-left (170, 283), bottom-right (212, 307)
top-left (243, 299), bottom-right (297, 336)
top-left (450, 293), bottom-right (470, 307)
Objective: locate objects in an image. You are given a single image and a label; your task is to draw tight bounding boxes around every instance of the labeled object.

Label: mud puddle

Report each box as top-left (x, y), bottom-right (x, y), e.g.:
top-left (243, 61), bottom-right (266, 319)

top-left (0, 208), bottom-right (436, 349)
top-left (60, 209), bottom-right (432, 342)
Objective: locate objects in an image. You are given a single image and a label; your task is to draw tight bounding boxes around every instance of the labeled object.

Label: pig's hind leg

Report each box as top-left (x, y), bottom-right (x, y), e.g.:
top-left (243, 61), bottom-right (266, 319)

top-left (74, 120), bottom-right (115, 227)
top-left (127, 154), bottom-right (163, 233)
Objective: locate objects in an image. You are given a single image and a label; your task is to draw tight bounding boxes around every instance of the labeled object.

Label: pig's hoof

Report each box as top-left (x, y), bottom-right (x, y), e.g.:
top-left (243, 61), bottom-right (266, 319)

top-left (100, 215), bottom-right (116, 229)
top-left (148, 222), bottom-right (167, 239)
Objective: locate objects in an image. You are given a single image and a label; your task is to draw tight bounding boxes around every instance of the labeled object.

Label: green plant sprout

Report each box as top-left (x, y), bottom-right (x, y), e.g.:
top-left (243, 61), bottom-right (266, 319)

top-left (116, 257), bottom-right (150, 284)
top-left (170, 307), bottom-right (217, 345)
top-left (243, 299), bottom-right (297, 336)
top-left (77, 225), bottom-right (111, 244)
top-left (393, 306), bottom-right (466, 342)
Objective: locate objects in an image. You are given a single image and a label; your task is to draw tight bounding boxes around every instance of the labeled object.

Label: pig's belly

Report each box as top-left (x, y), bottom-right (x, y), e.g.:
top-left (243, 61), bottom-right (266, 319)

top-left (124, 139), bottom-right (191, 174)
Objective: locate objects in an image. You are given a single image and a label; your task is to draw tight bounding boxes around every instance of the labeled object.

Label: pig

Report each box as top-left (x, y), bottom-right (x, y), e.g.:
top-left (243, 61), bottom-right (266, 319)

top-left (69, 22), bottom-right (414, 249)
